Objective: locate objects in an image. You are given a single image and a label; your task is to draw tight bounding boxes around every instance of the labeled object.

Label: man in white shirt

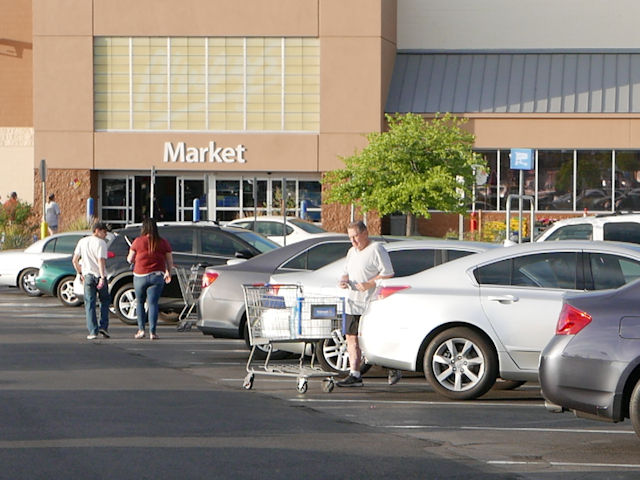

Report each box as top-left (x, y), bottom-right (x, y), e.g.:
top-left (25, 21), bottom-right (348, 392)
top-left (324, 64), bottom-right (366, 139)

top-left (337, 220), bottom-right (395, 387)
top-left (72, 221), bottom-right (110, 340)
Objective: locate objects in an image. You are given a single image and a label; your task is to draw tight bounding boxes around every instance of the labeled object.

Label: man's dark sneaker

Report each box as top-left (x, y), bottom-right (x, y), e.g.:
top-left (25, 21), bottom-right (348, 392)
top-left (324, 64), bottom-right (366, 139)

top-left (337, 375), bottom-right (363, 387)
top-left (388, 369), bottom-right (402, 386)
top-left (99, 329), bottom-right (110, 338)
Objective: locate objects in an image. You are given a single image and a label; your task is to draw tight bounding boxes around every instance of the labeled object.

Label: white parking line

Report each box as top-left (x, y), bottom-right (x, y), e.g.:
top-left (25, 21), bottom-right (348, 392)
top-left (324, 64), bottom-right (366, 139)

top-left (382, 425), bottom-right (635, 434)
top-left (489, 460), bottom-right (640, 468)
top-left (288, 398), bottom-right (544, 407)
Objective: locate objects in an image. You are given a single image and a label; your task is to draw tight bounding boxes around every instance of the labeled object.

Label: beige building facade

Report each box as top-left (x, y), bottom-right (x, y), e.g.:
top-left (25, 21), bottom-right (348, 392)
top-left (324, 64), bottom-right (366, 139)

top-left (4, 0), bottom-right (640, 236)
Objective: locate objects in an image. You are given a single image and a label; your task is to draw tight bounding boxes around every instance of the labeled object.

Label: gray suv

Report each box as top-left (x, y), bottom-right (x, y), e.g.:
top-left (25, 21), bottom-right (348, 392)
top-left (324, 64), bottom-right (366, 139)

top-left (106, 222), bottom-right (278, 324)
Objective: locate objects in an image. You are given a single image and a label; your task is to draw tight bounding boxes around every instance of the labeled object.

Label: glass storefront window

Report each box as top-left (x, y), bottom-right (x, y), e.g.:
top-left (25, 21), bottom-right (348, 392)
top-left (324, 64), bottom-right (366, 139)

top-left (474, 151), bottom-right (498, 211)
top-left (271, 179), bottom-right (297, 215)
top-left (614, 151), bottom-right (640, 211)
top-left (216, 180), bottom-right (240, 209)
top-left (576, 150), bottom-right (612, 211)
top-left (299, 180), bottom-right (322, 221)
top-left (101, 178), bottom-right (130, 226)
top-left (538, 150), bottom-right (573, 211)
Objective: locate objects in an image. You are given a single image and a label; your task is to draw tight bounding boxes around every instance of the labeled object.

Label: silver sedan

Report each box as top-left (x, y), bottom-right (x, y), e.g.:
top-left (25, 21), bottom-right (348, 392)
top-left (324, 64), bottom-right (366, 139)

top-left (359, 241), bottom-right (640, 400)
top-left (196, 234), bottom-right (360, 357)
top-left (270, 239), bottom-right (496, 373)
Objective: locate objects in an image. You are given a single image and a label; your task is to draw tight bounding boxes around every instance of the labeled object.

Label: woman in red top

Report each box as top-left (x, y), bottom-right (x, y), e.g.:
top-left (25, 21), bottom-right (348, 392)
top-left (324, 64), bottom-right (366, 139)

top-left (126, 218), bottom-right (174, 339)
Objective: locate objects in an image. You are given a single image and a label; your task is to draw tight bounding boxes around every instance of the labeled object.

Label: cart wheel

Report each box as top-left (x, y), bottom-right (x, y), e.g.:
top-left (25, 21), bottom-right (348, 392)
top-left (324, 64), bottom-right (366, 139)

top-left (297, 378), bottom-right (308, 394)
top-left (322, 378), bottom-right (334, 393)
top-left (243, 373), bottom-right (254, 390)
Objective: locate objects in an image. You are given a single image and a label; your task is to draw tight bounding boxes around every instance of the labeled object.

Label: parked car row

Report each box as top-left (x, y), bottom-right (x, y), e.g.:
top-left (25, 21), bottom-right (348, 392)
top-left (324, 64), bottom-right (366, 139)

top-left (6, 215), bottom-right (640, 439)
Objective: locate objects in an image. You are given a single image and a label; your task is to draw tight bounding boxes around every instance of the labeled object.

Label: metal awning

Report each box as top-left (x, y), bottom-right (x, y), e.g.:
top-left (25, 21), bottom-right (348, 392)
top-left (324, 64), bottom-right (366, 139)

top-left (386, 52), bottom-right (640, 114)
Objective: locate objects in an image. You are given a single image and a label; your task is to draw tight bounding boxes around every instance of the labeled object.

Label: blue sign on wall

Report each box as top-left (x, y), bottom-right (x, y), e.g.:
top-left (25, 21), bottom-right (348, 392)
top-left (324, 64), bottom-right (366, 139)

top-left (510, 149), bottom-right (534, 170)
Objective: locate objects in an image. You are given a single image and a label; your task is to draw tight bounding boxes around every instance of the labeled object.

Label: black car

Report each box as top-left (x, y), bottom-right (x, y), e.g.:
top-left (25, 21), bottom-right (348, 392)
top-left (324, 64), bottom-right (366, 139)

top-left (540, 279), bottom-right (640, 439)
top-left (106, 222), bottom-right (279, 324)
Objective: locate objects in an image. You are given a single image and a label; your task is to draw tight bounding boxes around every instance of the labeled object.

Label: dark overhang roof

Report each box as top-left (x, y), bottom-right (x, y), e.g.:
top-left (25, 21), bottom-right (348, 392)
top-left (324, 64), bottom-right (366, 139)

top-left (386, 51), bottom-right (640, 114)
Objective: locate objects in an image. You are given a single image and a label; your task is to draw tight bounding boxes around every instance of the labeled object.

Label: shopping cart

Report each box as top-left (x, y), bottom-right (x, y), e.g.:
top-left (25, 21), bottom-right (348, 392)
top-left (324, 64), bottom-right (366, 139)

top-left (242, 284), bottom-right (345, 393)
top-left (174, 264), bottom-right (205, 331)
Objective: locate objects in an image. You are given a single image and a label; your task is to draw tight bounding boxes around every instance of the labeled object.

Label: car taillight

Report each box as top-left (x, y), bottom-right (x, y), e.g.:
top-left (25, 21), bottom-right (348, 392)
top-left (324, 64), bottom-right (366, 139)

top-left (107, 251), bottom-right (116, 259)
top-left (202, 272), bottom-right (219, 288)
top-left (556, 304), bottom-right (592, 335)
top-left (377, 285), bottom-right (410, 300)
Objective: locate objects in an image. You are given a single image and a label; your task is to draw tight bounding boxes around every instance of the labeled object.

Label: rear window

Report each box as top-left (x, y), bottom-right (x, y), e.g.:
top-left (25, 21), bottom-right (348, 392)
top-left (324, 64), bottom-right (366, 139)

top-left (232, 230), bottom-right (279, 253)
top-left (281, 242), bottom-right (351, 270)
top-left (544, 224), bottom-right (593, 241)
top-left (388, 249), bottom-right (436, 277)
top-left (289, 219), bottom-right (326, 234)
top-left (603, 222), bottom-right (640, 244)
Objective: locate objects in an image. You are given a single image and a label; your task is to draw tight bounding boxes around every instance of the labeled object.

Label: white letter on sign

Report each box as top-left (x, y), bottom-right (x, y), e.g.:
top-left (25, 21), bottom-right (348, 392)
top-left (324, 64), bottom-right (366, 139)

top-left (164, 142), bottom-right (185, 162)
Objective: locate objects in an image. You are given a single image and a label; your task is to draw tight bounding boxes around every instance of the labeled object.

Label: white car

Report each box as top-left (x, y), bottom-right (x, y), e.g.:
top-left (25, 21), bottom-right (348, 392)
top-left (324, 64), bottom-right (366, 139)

top-left (536, 213), bottom-right (640, 244)
top-left (358, 240), bottom-right (640, 400)
top-left (226, 216), bottom-right (326, 246)
top-left (269, 240), bottom-right (497, 373)
top-left (0, 231), bottom-right (88, 296)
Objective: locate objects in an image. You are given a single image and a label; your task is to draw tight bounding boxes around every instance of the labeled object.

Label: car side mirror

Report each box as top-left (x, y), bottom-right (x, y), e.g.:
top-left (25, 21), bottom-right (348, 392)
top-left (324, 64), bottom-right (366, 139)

top-left (235, 249), bottom-right (253, 259)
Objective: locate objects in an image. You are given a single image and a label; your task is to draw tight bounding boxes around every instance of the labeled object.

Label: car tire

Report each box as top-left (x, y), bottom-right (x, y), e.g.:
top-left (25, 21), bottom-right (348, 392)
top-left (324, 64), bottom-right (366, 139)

top-left (113, 283), bottom-right (138, 325)
top-left (19, 268), bottom-right (42, 297)
top-left (492, 379), bottom-right (526, 391)
top-left (630, 380), bottom-right (640, 438)
top-left (57, 275), bottom-right (82, 307)
top-left (242, 317), bottom-right (290, 361)
top-left (424, 327), bottom-right (498, 400)
top-left (316, 331), bottom-right (372, 377)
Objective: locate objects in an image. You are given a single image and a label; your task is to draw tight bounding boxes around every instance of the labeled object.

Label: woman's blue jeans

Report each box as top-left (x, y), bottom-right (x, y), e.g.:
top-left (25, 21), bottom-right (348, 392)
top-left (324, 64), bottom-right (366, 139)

top-left (133, 273), bottom-right (165, 334)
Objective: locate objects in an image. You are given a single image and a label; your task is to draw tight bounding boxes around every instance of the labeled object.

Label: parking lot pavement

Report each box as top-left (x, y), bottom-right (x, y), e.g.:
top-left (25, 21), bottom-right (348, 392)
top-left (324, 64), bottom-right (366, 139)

top-left (2, 288), bottom-right (640, 479)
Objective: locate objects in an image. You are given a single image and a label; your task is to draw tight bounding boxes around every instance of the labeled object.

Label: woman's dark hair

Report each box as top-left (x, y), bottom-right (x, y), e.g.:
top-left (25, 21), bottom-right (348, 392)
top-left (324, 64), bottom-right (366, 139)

top-left (141, 217), bottom-right (161, 252)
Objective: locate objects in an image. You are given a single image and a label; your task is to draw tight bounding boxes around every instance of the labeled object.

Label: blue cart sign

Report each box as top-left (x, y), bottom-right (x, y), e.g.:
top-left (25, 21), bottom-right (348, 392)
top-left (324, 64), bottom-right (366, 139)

top-left (510, 149), bottom-right (534, 170)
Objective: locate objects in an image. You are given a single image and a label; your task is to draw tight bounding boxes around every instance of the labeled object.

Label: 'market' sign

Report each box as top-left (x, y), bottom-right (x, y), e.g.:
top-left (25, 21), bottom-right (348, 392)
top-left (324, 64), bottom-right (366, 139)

top-left (163, 141), bottom-right (247, 163)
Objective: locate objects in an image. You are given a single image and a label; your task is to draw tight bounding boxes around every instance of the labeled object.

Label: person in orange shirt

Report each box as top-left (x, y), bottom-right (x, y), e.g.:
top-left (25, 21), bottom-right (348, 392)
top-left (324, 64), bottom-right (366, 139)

top-left (3, 192), bottom-right (18, 221)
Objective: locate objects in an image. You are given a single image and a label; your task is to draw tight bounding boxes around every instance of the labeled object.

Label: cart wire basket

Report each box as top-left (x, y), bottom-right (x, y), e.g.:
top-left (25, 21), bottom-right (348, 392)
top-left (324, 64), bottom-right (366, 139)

top-left (174, 263), bottom-right (205, 331)
top-left (242, 284), bottom-right (345, 393)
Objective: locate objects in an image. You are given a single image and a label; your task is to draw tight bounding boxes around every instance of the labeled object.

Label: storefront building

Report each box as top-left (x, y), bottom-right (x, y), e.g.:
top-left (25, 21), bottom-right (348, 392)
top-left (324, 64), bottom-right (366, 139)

top-left (25, 0), bottom-right (640, 236)
top-left (32, 0), bottom-right (396, 231)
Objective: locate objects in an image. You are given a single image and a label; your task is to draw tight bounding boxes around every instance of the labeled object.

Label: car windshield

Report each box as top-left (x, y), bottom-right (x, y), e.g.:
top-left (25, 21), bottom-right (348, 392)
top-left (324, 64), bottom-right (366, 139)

top-left (233, 230), bottom-right (280, 253)
top-left (289, 219), bottom-right (326, 233)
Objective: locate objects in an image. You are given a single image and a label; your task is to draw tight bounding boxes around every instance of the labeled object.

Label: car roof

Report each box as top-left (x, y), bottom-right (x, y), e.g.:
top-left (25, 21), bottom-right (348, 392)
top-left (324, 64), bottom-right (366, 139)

top-left (383, 239), bottom-right (498, 252)
top-left (394, 240), bottom-right (640, 285)
top-left (227, 216), bottom-right (310, 223)
top-left (209, 234), bottom-right (351, 272)
top-left (543, 213), bottom-right (640, 228)
top-left (116, 221), bottom-right (221, 230)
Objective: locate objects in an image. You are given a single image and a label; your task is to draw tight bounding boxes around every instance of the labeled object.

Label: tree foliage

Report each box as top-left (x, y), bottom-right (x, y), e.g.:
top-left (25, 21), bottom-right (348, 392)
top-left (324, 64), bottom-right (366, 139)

top-left (324, 113), bottom-right (485, 221)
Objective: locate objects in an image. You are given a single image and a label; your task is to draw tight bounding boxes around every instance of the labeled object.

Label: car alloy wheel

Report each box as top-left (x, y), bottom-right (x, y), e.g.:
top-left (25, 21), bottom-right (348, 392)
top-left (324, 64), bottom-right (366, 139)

top-left (57, 275), bottom-right (82, 307)
top-left (424, 326), bottom-right (497, 400)
top-left (316, 330), bottom-right (372, 377)
top-left (19, 268), bottom-right (42, 297)
top-left (113, 283), bottom-right (138, 325)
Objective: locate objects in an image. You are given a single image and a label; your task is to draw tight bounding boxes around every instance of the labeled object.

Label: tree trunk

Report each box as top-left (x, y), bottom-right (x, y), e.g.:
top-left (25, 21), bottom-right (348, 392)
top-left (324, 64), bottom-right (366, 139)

top-left (405, 213), bottom-right (416, 237)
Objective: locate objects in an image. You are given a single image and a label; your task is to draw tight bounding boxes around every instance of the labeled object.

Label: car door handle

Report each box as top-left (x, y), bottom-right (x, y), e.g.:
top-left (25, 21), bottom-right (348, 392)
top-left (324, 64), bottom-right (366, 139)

top-left (487, 295), bottom-right (519, 303)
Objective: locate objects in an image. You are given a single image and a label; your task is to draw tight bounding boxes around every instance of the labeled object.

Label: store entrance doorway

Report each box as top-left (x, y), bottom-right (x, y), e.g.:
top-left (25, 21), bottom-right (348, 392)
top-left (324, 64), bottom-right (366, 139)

top-left (134, 175), bottom-right (177, 223)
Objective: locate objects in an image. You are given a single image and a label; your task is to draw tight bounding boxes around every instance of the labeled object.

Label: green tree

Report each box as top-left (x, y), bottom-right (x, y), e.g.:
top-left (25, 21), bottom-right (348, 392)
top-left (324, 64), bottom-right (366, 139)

top-left (324, 113), bottom-right (484, 235)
